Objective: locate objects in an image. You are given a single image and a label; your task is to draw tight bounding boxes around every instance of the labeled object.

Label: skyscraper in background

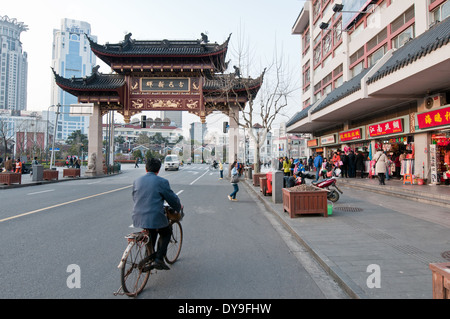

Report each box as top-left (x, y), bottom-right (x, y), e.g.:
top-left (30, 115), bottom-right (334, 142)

top-left (0, 15), bottom-right (28, 112)
top-left (160, 110), bottom-right (182, 128)
top-left (50, 18), bottom-right (97, 141)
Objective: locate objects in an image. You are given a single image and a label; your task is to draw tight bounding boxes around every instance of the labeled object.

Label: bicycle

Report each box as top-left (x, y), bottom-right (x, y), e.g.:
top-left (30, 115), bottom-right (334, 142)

top-left (114, 206), bottom-right (183, 297)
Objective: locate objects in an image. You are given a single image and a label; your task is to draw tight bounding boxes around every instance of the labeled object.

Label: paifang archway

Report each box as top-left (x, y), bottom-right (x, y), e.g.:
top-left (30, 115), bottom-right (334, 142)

top-left (54, 33), bottom-right (263, 175)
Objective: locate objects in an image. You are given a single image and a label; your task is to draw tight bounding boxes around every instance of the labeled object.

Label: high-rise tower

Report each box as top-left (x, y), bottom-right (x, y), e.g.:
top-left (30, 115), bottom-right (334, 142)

top-left (0, 15), bottom-right (28, 112)
top-left (50, 18), bottom-right (97, 141)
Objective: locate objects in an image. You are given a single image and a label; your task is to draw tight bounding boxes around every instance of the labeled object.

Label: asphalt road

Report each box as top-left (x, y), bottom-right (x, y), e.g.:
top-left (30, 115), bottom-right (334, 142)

top-left (0, 163), bottom-right (348, 299)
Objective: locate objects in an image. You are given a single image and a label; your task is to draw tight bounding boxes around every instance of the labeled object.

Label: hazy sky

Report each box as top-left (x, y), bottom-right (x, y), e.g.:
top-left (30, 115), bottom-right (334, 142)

top-left (2, 0), bottom-right (305, 131)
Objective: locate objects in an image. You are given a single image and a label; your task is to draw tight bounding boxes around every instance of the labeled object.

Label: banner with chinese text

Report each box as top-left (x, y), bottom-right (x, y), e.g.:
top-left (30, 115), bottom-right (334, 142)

top-left (368, 119), bottom-right (403, 137)
top-left (417, 106), bottom-right (450, 129)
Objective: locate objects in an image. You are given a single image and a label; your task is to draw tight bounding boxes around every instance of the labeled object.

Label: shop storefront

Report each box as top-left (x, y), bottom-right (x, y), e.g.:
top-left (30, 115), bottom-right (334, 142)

top-left (416, 105), bottom-right (450, 185)
top-left (320, 134), bottom-right (340, 159)
top-left (367, 117), bottom-right (413, 179)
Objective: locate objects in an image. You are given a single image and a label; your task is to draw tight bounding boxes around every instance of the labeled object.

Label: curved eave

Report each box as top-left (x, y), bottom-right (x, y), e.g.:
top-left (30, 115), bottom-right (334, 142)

top-left (88, 34), bottom-right (230, 59)
top-left (53, 69), bottom-right (126, 97)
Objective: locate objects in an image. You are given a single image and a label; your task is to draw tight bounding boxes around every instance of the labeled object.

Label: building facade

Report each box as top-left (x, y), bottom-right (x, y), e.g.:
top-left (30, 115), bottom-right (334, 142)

top-left (0, 110), bottom-right (53, 158)
top-left (288, 0), bottom-right (450, 184)
top-left (0, 15), bottom-right (28, 112)
top-left (50, 18), bottom-right (97, 141)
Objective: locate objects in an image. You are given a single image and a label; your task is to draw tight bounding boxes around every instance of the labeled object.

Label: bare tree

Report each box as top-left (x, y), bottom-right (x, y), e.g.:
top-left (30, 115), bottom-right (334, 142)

top-left (221, 32), bottom-right (299, 173)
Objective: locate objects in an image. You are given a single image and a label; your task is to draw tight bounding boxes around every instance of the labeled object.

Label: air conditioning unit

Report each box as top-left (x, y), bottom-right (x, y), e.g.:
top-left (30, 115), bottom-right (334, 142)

top-left (425, 94), bottom-right (446, 110)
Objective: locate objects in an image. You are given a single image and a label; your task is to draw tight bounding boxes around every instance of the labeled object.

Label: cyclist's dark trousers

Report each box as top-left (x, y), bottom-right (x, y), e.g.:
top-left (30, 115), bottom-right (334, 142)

top-left (149, 226), bottom-right (172, 261)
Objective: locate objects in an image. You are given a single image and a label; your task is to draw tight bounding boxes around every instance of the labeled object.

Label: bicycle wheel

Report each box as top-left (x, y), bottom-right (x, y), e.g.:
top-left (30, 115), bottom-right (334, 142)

top-left (165, 221), bottom-right (183, 264)
top-left (120, 240), bottom-right (151, 297)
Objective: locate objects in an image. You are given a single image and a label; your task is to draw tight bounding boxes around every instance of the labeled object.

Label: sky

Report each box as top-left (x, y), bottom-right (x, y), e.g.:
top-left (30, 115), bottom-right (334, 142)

top-left (2, 0), bottom-right (306, 134)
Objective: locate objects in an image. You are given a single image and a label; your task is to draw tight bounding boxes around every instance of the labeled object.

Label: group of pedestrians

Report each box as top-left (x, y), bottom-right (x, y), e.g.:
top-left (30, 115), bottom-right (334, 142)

top-left (66, 156), bottom-right (81, 168)
top-left (311, 150), bottom-right (368, 181)
top-left (0, 156), bottom-right (26, 173)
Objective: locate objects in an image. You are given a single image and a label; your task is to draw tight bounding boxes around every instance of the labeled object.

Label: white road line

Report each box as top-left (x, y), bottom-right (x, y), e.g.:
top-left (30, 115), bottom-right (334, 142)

top-left (27, 189), bottom-right (55, 196)
top-left (190, 169), bottom-right (209, 185)
top-left (87, 180), bottom-right (102, 185)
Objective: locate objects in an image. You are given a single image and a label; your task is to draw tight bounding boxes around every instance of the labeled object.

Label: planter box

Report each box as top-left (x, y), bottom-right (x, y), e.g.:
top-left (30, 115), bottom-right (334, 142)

top-left (429, 262), bottom-right (450, 299)
top-left (252, 173), bottom-right (266, 186)
top-left (0, 172), bottom-right (21, 185)
top-left (259, 177), bottom-right (269, 196)
top-left (282, 187), bottom-right (328, 218)
top-left (63, 168), bottom-right (80, 178)
top-left (43, 169), bottom-right (59, 181)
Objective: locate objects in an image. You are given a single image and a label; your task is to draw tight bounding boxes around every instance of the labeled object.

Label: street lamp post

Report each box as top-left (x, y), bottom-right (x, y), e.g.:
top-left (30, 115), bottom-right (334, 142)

top-left (49, 103), bottom-right (60, 169)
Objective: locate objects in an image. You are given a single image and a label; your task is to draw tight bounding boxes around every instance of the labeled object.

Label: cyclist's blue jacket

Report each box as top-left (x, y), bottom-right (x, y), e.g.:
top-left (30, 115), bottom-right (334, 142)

top-left (132, 172), bottom-right (181, 229)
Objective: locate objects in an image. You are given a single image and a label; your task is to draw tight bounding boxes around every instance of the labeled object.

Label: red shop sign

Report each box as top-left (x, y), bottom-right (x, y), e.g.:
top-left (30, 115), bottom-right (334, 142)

top-left (417, 106), bottom-right (450, 129)
top-left (368, 119), bottom-right (403, 137)
top-left (340, 128), bottom-right (362, 142)
top-left (307, 139), bottom-right (318, 147)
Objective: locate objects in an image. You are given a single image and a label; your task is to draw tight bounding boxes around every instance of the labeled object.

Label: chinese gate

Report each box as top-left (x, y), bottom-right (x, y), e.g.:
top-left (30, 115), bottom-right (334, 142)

top-left (54, 33), bottom-right (263, 175)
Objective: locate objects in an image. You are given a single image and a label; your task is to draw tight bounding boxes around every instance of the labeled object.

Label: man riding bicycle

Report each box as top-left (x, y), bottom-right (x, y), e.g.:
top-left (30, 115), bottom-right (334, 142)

top-left (132, 158), bottom-right (182, 270)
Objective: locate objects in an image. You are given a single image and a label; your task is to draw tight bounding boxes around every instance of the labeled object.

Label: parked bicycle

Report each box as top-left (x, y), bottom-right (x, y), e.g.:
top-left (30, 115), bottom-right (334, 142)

top-left (114, 205), bottom-right (184, 297)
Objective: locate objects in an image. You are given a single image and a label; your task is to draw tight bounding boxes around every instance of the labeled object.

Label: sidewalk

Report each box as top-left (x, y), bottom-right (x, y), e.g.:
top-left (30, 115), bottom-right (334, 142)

top-left (0, 166), bottom-right (114, 190)
top-left (244, 171), bottom-right (450, 299)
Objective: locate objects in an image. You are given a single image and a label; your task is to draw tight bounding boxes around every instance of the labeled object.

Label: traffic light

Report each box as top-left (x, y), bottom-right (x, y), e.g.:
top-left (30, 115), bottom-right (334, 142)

top-left (223, 121), bottom-right (229, 133)
top-left (141, 115), bottom-right (146, 128)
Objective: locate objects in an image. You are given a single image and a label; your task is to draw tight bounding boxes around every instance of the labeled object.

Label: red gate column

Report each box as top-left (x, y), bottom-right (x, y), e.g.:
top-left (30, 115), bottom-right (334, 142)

top-left (86, 104), bottom-right (104, 176)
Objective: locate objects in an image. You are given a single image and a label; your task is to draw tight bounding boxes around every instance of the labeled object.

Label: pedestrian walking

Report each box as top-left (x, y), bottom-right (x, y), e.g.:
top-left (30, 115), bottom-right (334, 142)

top-left (283, 157), bottom-right (291, 176)
top-left (228, 162), bottom-right (239, 201)
top-left (219, 161), bottom-right (223, 179)
top-left (356, 151), bottom-right (365, 178)
top-left (373, 148), bottom-right (388, 185)
top-left (348, 150), bottom-right (356, 177)
top-left (313, 153), bottom-right (323, 181)
top-left (308, 156), bottom-right (313, 171)
top-left (135, 157), bottom-right (139, 168)
top-left (15, 159), bottom-right (22, 174)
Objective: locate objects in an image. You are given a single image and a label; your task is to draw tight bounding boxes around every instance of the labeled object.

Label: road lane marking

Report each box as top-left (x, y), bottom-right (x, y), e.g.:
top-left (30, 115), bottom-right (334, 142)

top-left (27, 189), bottom-right (55, 196)
top-left (87, 180), bottom-right (102, 185)
top-left (0, 185), bottom-right (132, 224)
top-left (189, 169), bottom-right (209, 185)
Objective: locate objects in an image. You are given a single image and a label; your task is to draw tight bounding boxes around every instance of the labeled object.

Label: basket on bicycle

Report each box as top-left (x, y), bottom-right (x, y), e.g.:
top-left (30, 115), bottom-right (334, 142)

top-left (165, 206), bottom-right (183, 222)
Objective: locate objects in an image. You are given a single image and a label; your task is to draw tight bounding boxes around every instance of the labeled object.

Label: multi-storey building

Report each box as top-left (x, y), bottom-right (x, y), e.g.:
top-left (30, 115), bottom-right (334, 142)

top-left (288, 0), bottom-right (450, 184)
top-left (50, 18), bottom-right (97, 141)
top-left (0, 110), bottom-right (53, 158)
top-left (0, 15), bottom-right (28, 112)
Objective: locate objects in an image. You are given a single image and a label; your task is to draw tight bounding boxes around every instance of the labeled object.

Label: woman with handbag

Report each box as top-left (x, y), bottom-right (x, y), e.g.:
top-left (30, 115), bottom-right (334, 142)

top-left (228, 162), bottom-right (239, 201)
top-left (373, 149), bottom-right (388, 185)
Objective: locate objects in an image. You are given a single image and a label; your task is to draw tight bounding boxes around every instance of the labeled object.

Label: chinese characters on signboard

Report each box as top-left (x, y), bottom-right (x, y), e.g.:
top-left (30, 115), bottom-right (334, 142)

top-left (340, 128), bottom-right (362, 142)
top-left (368, 119), bottom-right (403, 137)
top-left (417, 106), bottom-right (450, 129)
top-left (141, 78), bottom-right (190, 92)
top-left (429, 144), bottom-right (438, 184)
